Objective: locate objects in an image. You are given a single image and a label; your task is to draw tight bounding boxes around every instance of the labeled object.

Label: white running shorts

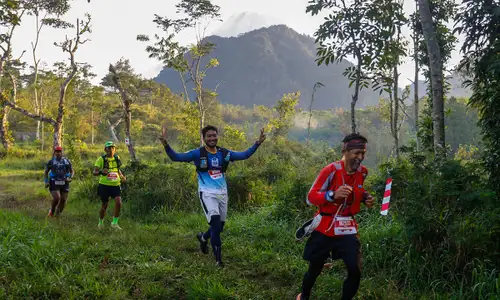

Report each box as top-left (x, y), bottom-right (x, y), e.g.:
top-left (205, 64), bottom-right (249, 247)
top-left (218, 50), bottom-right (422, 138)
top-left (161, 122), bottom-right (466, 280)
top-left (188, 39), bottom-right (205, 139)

top-left (199, 191), bottom-right (228, 222)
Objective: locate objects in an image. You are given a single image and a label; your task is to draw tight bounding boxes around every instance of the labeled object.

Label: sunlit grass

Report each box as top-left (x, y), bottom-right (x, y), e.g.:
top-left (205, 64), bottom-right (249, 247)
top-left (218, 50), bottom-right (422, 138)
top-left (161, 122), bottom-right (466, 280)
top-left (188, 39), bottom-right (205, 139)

top-left (0, 151), bottom-right (498, 299)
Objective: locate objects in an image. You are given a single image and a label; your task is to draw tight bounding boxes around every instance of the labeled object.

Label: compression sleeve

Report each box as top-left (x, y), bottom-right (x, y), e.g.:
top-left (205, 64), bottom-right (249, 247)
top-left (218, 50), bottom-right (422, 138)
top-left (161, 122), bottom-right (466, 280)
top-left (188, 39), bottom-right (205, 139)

top-left (45, 160), bottom-right (52, 172)
top-left (164, 144), bottom-right (196, 162)
top-left (307, 164), bottom-right (336, 206)
top-left (229, 142), bottom-right (260, 161)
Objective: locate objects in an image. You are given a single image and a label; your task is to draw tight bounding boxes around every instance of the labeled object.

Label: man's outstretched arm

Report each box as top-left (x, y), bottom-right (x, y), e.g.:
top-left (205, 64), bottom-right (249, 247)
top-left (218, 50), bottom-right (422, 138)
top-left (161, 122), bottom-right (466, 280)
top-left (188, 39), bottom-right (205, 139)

top-left (164, 144), bottom-right (196, 162)
top-left (229, 142), bottom-right (260, 161)
top-left (230, 128), bottom-right (266, 161)
top-left (159, 126), bottom-right (196, 162)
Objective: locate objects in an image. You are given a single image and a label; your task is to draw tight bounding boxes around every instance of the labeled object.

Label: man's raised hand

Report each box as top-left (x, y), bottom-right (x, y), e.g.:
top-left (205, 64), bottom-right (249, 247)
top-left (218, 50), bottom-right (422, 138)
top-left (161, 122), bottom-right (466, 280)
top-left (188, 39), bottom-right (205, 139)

top-left (159, 126), bottom-right (168, 146)
top-left (257, 128), bottom-right (266, 144)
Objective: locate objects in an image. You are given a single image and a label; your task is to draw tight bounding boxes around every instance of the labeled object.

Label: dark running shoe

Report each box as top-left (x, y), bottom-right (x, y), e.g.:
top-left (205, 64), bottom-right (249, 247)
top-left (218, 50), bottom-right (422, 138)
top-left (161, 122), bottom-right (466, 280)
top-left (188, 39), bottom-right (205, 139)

top-left (197, 232), bottom-right (209, 254)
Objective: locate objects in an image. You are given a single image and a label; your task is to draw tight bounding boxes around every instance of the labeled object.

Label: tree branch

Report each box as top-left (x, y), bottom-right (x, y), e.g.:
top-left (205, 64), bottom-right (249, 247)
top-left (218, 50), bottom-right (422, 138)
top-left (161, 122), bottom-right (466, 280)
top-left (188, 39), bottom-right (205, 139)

top-left (1, 92), bottom-right (56, 125)
top-left (107, 117), bottom-right (123, 128)
top-left (109, 64), bottom-right (132, 110)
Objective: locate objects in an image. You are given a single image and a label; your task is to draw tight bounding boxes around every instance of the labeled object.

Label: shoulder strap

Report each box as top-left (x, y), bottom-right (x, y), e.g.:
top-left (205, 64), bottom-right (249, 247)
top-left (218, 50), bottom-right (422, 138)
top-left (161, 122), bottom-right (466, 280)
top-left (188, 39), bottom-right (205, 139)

top-left (197, 147), bottom-right (208, 172)
top-left (306, 162), bottom-right (339, 206)
top-left (114, 154), bottom-right (122, 169)
top-left (220, 147), bottom-right (230, 173)
top-left (101, 154), bottom-right (108, 170)
top-left (48, 158), bottom-right (55, 170)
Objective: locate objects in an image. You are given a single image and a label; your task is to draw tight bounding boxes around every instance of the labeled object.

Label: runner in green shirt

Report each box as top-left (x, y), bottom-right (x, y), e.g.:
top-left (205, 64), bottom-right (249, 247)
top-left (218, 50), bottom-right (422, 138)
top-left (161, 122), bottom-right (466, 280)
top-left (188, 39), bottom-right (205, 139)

top-left (93, 141), bottom-right (126, 229)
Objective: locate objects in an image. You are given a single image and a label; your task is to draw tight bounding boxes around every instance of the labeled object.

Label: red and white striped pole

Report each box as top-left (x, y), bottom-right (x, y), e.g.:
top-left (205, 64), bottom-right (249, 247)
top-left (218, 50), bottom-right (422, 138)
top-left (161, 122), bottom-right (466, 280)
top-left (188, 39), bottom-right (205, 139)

top-left (380, 177), bottom-right (392, 216)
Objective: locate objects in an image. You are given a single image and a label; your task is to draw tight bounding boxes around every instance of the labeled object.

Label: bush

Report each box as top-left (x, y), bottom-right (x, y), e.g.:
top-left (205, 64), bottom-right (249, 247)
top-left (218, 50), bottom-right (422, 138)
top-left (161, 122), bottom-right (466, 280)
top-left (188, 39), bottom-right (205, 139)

top-left (121, 162), bottom-right (199, 218)
top-left (370, 146), bottom-right (500, 296)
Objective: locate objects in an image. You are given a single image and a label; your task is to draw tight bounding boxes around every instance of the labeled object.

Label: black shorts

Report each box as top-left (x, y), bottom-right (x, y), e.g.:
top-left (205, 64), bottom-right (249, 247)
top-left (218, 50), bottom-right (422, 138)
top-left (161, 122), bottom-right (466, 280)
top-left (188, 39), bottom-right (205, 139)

top-left (97, 184), bottom-right (121, 203)
top-left (49, 180), bottom-right (70, 193)
top-left (303, 231), bottom-right (361, 263)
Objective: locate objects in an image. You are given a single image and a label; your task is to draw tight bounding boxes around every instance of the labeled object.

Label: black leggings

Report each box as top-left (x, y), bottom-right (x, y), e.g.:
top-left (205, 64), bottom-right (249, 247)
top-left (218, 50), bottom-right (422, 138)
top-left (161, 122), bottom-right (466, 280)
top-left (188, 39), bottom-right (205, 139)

top-left (301, 233), bottom-right (361, 300)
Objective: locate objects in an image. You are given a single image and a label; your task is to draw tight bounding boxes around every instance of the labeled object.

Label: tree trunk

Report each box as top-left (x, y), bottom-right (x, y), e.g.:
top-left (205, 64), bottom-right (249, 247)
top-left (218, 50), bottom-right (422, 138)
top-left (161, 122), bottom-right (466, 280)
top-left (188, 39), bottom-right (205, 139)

top-left (109, 126), bottom-right (119, 142)
top-left (53, 121), bottom-right (62, 148)
top-left (124, 108), bottom-right (136, 160)
top-left (0, 73), bottom-right (17, 150)
top-left (351, 57), bottom-right (362, 133)
top-left (54, 60), bottom-right (78, 148)
top-left (307, 104), bottom-right (314, 146)
top-left (179, 72), bottom-right (190, 102)
top-left (91, 109), bottom-right (94, 145)
top-left (307, 83), bottom-right (321, 146)
top-left (0, 55), bottom-right (10, 150)
top-left (33, 11), bottom-right (42, 141)
top-left (40, 94), bottom-right (44, 151)
top-left (34, 85), bottom-right (40, 142)
top-left (199, 101), bottom-right (204, 146)
top-left (109, 63), bottom-right (137, 160)
top-left (414, 0), bottom-right (420, 151)
top-left (0, 107), bottom-right (10, 149)
top-left (393, 64), bottom-right (400, 158)
top-left (107, 118), bottom-right (121, 142)
top-left (418, 0), bottom-right (445, 158)
top-left (41, 120), bottom-right (44, 150)
top-left (34, 65), bottom-right (40, 140)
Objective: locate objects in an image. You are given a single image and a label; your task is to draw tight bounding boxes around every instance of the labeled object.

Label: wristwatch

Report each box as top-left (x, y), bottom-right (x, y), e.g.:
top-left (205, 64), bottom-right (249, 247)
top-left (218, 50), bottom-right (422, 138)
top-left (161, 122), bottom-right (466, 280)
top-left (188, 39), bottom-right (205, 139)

top-left (327, 190), bottom-right (335, 201)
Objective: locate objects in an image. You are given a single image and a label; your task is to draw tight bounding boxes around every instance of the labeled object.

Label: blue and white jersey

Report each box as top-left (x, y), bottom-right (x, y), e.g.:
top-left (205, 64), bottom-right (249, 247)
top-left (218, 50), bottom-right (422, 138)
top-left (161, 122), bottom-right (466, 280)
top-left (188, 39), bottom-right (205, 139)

top-left (164, 143), bottom-right (260, 194)
top-left (46, 157), bottom-right (72, 181)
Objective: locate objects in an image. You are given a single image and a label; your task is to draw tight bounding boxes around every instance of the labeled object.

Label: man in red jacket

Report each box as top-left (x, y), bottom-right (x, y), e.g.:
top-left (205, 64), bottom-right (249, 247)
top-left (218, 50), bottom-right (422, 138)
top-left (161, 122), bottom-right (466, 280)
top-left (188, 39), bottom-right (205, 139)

top-left (296, 133), bottom-right (375, 300)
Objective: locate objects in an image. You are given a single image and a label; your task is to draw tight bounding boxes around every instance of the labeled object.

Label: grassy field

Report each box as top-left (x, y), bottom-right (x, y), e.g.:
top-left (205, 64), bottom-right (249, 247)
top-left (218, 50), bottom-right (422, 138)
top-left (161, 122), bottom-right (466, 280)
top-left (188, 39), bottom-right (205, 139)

top-left (0, 147), bottom-right (496, 299)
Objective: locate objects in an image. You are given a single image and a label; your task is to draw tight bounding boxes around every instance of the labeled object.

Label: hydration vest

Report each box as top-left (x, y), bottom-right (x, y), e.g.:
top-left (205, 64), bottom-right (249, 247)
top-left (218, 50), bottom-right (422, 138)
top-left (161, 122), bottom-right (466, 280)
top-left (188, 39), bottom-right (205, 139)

top-left (49, 157), bottom-right (71, 180)
top-left (196, 147), bottom-right (230, 173)
top-left (306, 160), bottom-right (367, 215)
top-left (101, 154), bottom-right (122, 170)
top-left (302, 161), bottom-right (368, 240)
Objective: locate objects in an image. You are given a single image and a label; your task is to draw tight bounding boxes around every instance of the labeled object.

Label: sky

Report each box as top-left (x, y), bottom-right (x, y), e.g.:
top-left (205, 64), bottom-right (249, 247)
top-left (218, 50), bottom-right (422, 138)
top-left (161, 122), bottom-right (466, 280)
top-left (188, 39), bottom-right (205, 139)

top-left (9, 0), bottom-right (465, 87)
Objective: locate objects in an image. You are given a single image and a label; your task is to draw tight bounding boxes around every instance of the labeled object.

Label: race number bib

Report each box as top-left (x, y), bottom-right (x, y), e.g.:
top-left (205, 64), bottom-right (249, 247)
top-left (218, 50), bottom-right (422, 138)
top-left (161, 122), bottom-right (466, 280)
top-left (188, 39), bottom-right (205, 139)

top-left (333, 216), bottom-right (357, 235)
top-left (208, 170), bottom-right (223, 180)
top-left (54, 180), bottom-right (66, 185)
top-left (107, 172), bottom-right (119, 181)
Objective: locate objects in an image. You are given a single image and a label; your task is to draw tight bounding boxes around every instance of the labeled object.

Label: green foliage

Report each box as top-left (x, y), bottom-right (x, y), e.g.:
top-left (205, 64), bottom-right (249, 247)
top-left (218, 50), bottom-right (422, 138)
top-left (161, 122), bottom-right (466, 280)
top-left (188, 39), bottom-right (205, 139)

top-left (370, 0), bottom-right (408, 94)
top-left (412, 0), bottom-right (458, 72)
top-left (172, 101), bottom-right (199, 149)
top-left (371, 148), bottom-right (499, 296)
top-left (270, 92), bottom-right (300, 139)
top-left (455, 0), bottom-right (500, 195)
top-left (0, 142), bottom-right (499, 298)
top-left (63, 134), bottom-right (82, 167)
top-left (220, 124), bottom-right (247, 149)
top-left (121, 162), bottom-right (199, 217)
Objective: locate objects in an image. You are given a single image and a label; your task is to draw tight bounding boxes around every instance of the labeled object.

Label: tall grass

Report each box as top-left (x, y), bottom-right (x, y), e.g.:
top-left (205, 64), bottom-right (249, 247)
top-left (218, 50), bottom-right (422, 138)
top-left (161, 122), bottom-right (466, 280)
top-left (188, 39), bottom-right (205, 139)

top-left (0, 145), bottom-right (498, 299)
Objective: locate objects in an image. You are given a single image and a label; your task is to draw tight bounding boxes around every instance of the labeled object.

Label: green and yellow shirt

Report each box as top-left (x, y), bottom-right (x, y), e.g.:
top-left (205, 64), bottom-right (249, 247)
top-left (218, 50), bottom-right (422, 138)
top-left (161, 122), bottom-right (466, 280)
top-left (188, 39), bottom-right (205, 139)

top-left (94, 155), bottom-right (121, 186)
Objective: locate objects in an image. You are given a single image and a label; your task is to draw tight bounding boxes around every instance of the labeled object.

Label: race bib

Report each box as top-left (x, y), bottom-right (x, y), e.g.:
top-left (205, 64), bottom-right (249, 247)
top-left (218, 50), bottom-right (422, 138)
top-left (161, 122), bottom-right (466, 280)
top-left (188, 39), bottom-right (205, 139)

top-left (208, 170), bottom-right (223, 180)
top-left (54, 180), bottom-right (66, 186)
top-left (333, 216), bottom-right (357, 235)
top-left (107, 172), bottom-right (119, 181)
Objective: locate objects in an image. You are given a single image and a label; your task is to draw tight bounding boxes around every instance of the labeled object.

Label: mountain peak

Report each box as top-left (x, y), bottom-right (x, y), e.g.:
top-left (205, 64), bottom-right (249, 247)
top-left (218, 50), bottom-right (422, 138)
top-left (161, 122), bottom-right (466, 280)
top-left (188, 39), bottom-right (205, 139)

top-left (155, 25), bottom-right (379, 110)
top-left (211, 12), bottom-right (283, 37)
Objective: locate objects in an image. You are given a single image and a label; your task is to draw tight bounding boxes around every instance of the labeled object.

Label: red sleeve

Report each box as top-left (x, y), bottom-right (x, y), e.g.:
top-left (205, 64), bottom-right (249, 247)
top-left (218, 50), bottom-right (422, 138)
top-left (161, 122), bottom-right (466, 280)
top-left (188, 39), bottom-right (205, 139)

top-left (361, 166), bottom-right (368, 183)
top-left (307, 164), bottom-right (336, 206)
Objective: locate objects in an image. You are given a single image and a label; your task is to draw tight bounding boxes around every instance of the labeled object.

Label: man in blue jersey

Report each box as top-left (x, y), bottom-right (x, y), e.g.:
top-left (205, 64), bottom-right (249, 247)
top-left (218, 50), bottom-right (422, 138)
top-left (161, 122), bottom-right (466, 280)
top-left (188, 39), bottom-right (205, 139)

top-left (44, 146), bottom-right (74, 217)
top-left (160, 125), bottom-right (266, 267)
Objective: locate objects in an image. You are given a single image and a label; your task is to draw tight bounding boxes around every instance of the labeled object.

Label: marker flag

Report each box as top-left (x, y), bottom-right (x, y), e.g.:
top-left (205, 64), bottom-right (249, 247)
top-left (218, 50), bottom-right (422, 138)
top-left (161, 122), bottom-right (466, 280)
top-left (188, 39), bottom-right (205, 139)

top-left (380, 177), bottom-right (392, 216)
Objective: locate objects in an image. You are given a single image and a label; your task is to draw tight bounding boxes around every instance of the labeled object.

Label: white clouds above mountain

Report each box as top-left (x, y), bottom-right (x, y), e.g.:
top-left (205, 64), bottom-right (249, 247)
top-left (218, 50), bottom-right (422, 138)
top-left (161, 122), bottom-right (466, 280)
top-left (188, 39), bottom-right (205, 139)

top-left (210, 12), bottom-right (283, 37)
